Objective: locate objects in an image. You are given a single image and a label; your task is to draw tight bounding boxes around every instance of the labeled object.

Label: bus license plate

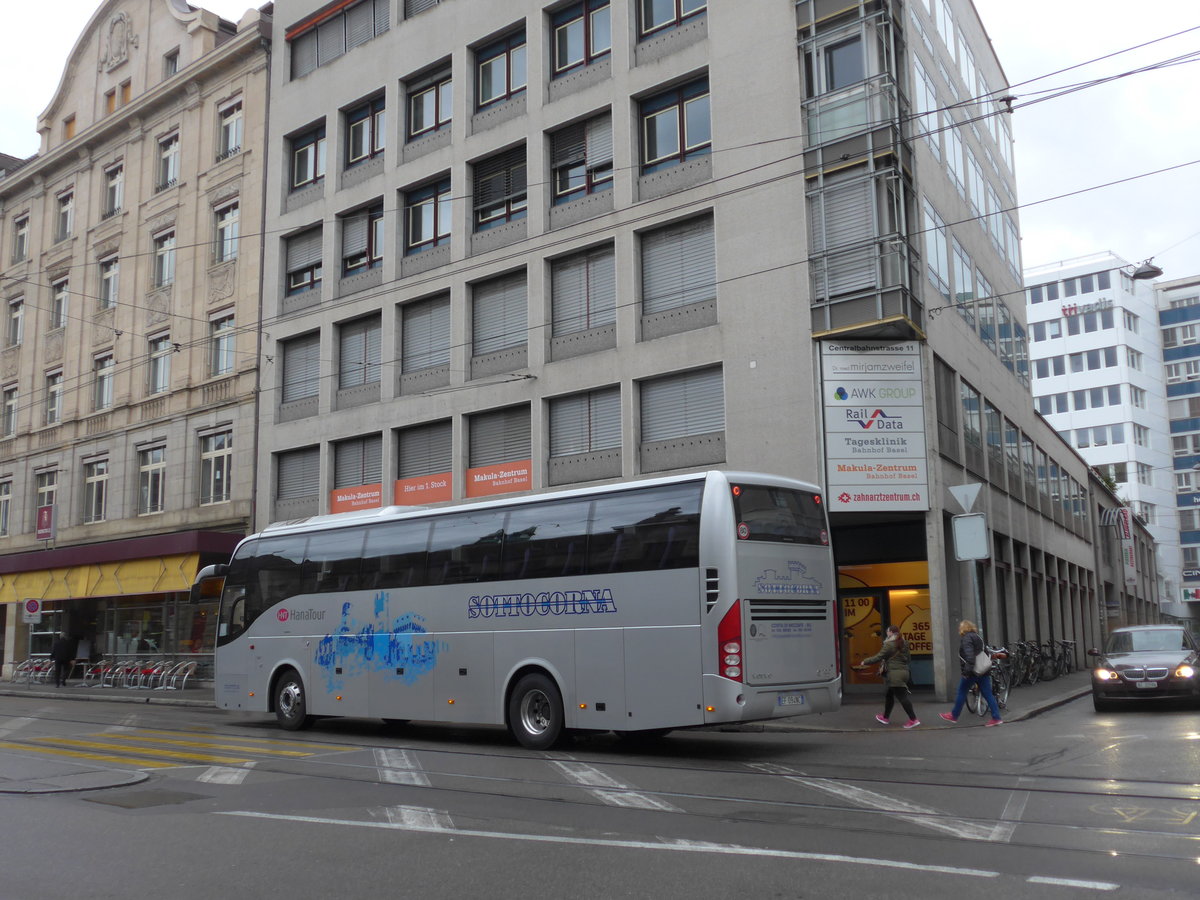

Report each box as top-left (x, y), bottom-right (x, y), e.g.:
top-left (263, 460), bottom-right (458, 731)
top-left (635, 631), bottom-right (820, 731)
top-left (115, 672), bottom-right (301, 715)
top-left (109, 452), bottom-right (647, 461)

top-left (777, 692), bottom-right (806, 707)
top-left (1135, 681), bottom-right (1158, 689)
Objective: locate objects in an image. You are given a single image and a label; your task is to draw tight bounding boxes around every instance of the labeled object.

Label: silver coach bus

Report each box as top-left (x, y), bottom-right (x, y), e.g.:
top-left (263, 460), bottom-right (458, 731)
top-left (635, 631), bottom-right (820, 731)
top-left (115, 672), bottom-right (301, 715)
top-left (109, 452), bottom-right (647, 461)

top-left (193, 471), bottom-right (842, 748)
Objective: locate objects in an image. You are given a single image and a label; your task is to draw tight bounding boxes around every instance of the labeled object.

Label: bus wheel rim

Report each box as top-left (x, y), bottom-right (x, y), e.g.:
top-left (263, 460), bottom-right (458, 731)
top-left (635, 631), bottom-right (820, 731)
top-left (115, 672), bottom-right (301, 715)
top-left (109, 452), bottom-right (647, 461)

top-left (280, 682), bottom-right (301, 717)
top-left (520, 689), bottom-right (551, 735)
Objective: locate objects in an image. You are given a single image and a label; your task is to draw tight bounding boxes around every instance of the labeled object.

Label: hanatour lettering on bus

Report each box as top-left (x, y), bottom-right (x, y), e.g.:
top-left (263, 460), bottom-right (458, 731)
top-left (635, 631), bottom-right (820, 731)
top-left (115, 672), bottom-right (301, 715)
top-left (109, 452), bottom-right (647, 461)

top-left (467, 589), bottom-right (618, 618)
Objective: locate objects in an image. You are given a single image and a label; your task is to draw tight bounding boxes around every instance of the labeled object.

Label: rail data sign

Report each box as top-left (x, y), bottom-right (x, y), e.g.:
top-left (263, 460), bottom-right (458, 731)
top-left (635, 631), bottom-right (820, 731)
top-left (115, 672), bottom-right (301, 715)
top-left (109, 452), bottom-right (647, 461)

top-left (821, 340), bottom-right (929, 512)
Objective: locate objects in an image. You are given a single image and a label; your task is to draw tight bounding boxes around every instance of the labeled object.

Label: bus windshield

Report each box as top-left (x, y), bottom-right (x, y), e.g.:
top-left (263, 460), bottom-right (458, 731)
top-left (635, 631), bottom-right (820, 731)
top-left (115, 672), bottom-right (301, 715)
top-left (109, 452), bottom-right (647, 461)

top-left (731, 483), bottom-right (827, 545)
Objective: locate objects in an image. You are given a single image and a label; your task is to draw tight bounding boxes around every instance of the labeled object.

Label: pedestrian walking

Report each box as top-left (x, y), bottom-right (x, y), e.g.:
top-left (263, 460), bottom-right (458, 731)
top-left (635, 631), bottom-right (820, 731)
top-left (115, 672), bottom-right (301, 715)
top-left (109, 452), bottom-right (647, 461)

top-left (858, 624), bottom-right (920, 728)
top-left (50, 632), bottom-right (74, 688)
top-left (939, 619), bottom-right (1003, 726)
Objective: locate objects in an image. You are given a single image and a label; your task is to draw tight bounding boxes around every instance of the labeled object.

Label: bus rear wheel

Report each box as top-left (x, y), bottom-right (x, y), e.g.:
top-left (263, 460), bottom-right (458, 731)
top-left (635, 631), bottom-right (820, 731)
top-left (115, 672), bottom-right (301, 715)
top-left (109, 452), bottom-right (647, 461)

top-left (275, 669), bottom-right (314, 731)
top-left (508, 673), bottom-right (564, 750)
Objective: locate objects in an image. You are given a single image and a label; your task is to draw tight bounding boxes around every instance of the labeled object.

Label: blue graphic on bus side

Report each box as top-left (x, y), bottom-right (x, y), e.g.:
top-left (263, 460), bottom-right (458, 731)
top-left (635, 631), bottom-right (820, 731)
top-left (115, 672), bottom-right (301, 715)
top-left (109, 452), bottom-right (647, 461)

top-left (314, 593), bottom-right (445, 691)
top-left (467, 588), bottom-right (618, 618)
top-left (754, 561), bottom-right (823, 596)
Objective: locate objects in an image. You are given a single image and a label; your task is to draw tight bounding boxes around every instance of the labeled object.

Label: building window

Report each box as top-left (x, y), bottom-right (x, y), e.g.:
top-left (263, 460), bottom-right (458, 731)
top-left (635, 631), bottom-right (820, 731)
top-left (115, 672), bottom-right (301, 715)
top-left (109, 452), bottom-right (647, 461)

top-left (961, 381), bottom-right (982, 449)
top-left (291, 125), bottom-right (327, 190)
top-left (552, 244), bottom-right (616, 336)
top-left (551, 113), bottom-right (613, 203)
top-left (335, 435), bottom-right (383, 493)
top-left (105, 89), bottom-right (117, 115)
top-left (338, 316), bottom-right (381, 389)
top-left (210, 314), bottom-right (235, 376)
top-left (289, 0), bottom-right (390, 79)
top-left (148, 335), bottom-right (172, 394)
top-left (640, 366), bottom-right (724, 442)
top-left (473, 146), bottom-right (527, 230)
top-left (550, 386), bottom-right (620, 456)
top-left (0, 481), bottom-right (9, 536)
top-left (469, 406), bottom-right (531, 469)
top-left (346, 96), bottom-right (385, 166)
top-left (56, 192), bottom-right (74, 241)
top-left (103, 166), bottom-right (124, 217)
top-left (83, 459), bottom-right (108, 524)
top-left (2, 385), bottom-right (17, 437)
top-left (163, 48), bottom-right (179, 78)
top-left (341, 204), bottom-right (384, 275)
top-left (641, 215), bottom-right (716, 314)
top-left (99, 258), bottom-right (119, 310)
top-left (93, 355), bottom-right (115, 410)
top-left (153, 231), bottom-right (176, 287)
top-left (405, 178), bottom-right (451, 253)
top-left (923, 201), bottom-right (951, 303)
top-left (476, 31), bottom-right (526, 108)
top-left (407, 67), bottom-right (452, 139)
top-left (640, 78), bottom-right (710, 173)
top-left (36, 469), bottom-right (57, 511)
top-left (401, 294), bottom-right (451, 373)
top-left (138, 447), bottom-right (166, 515)
top-left (285, 227), bottom-right (323, 295)
top-left (639, 0), bottom-right (705, 37)
top-left (50, 279), bottom-right (69, 330)
top-left (218, 99), bottom-right (243, 160)
top-left (214, 202), bottom-right (240, 263)
top-left (473, 273), bottom-right (528, 358)
top-left (398, 419), bottom-right (452, 480)
top-left (157, 134), bottom-right (180, 191)
top-left (7, 299), bottom-right (23, 346)
top-left (45, 371), bottom-right (63, 425)
top-left (553, 0), bottom-right (611, 75)
top-left (200, 431), bottom-right (233, 505)
top-left (63, 116), bottom-right (76, 141)
top-left (11, 215), bottom-right (29, 262)
top-left (281, 333), bottom-right (321, 403)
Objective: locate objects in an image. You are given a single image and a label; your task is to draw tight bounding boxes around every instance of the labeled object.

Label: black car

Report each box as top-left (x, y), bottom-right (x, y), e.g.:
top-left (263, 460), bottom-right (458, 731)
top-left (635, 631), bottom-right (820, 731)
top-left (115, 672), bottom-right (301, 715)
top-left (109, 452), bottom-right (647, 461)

top-left (1088, 625), bottom-right (1200, 711)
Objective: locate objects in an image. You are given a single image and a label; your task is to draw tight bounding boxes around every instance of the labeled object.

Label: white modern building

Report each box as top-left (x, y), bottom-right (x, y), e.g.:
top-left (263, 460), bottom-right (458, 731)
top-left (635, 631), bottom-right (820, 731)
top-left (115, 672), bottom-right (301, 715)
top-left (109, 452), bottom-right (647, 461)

top-left (1026, 252), bottom-right (1181, 615)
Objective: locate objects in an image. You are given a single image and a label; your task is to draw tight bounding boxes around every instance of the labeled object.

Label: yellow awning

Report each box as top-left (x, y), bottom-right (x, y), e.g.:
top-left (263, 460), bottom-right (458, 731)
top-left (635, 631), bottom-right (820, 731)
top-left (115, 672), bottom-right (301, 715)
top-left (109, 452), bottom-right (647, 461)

top-left (0, 553), bottom-right (202, 604)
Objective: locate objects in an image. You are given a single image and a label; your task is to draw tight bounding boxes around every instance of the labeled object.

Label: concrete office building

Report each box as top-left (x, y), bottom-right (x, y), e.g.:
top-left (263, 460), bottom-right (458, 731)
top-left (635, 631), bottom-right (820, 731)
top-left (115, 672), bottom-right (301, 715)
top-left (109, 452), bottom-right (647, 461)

top-left (0, 0), bottom-right (271, 675)
top-left (1157, 271), bottom-right (1200, 627)
top-left (257, 0), bottom-right (1148, 697)
top-left (1025, 252), bottom-right (1182, 621)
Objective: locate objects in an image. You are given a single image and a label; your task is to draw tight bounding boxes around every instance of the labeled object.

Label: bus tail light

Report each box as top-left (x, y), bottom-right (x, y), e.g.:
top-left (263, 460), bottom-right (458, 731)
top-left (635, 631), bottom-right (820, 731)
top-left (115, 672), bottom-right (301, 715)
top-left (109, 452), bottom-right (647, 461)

top-left (718, 601), bottom-right (743, 682)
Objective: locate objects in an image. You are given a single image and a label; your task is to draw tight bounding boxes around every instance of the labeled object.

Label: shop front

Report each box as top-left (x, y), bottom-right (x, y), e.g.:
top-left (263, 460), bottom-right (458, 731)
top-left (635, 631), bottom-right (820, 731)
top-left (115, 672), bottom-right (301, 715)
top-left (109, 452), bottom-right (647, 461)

top-left (839, 560), bottom-right (933, 689)
top-left (0, 531), bottom-right (242, 680)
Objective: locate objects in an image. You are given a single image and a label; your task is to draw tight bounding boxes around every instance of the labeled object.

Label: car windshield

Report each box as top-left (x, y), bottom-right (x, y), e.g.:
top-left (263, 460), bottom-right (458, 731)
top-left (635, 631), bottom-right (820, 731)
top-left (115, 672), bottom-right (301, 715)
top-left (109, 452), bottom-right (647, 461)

top-left (1106, 630), bottom-right (1187, 653)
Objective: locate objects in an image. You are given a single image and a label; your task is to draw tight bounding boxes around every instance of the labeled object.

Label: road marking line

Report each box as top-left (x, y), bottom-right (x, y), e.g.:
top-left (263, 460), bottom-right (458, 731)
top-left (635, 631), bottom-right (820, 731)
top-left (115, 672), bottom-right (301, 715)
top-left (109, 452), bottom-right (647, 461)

top-left (96, 733), bottom-right (316, 757)
top-left (198, 763), bottom-right (256, 785)
top-left (0, 717), bottom-right (36, 739)
top-left (132, 730), bottom-right (343, 750)
top-left (748, 763), bottom-right (994, 841)
top-left (374, 748), bottom-right (431, 786)
top-left (1026, 876), bottom-right (1119, 891)
top-left (990, 790), bottom-right (1031, 843)
top-left (217, 810), bottom-right (1001, 878)
top-left (32, 737), bottom-right (248, 766)
top-left (550, 759), bottom-right (681, 812)
top-left (383, 805), bottom-right (453, 830)
top-left (0, 740), bottom-right (175, 768)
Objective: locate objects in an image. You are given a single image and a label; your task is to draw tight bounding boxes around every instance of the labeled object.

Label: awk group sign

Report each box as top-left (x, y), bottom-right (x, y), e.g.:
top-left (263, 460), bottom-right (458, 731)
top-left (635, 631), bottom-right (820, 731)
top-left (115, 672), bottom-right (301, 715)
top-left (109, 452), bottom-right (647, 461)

top-left (821, 340), bottom-right (929, 512)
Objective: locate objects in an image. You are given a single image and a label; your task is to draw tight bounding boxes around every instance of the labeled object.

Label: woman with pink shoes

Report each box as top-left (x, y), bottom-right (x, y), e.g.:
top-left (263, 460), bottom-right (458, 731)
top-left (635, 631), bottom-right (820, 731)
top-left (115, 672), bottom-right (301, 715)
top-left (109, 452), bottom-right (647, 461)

top-left (939, 619), bottom-right (1003, 726)
top-left (858, 624), bottom-right (920, 729)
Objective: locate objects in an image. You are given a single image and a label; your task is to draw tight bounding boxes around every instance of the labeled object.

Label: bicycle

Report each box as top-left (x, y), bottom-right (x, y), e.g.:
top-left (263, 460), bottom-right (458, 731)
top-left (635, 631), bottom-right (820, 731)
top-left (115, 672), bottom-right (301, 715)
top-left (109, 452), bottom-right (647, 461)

top-left (1056, 639), bottom-right (1076, 676)
top-left (966, 647), bottom-right (1009, 716)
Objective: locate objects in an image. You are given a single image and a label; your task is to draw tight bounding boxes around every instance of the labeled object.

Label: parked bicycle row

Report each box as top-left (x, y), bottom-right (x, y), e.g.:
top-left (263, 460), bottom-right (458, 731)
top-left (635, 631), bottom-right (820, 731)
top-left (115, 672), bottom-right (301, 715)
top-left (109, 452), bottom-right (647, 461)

top-left (961, 639), bottom-right (1077, 718)
top-left (10, 657), bottom-right (198, 691)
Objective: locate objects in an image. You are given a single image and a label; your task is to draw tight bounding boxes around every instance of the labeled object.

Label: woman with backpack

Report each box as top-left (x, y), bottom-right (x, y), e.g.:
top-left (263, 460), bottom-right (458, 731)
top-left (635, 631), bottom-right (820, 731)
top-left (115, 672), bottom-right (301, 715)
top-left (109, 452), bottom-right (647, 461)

top-left (859, 624), bottom-right (920, 728)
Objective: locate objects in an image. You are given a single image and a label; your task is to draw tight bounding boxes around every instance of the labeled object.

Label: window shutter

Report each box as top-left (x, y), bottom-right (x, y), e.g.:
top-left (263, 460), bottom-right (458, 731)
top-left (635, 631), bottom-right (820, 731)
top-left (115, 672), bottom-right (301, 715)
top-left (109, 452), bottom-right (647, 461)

top-left (470, 406), bottom-right (531, 467)
top-left (335, 434), bottom-right (381, 487)
top-left (291, 31), bottom-right (318, 78)
top-left (551, 388), bottom-right (619, 456)
top-left (373, 0), bottom-right (390, 34)
top-left (399, 420), bottom-right (452, 478)
top-left (345, 1), bottom-right (374, 48)
top-left (552, 123), bottom-right (586, 169)
top-left (402, 295), bottom-right (451, 371)
top-left (474, 147), bottom-right (526, 210)
top-left (586, 115), bottom-right (614, 167)
top-left (642, 217), bottom-right (715, 314)
top-left (552, 247), bottom-right (615, 336)
top-left (642, 367), bottom-right (724, 442)
top-left (406, 0), bottom-right (440, 16)
top-left (317, 18), bottom-right (345, 65)
top-left (587, 250), bottom-right (617, 327)
top-left (278, 447), bottom-right (320, 499)
top-left (287, 228), bottom-right (322, 272)
top-left (810, 174), bottom-right (874, 295)
top-left (282, 333), bottom-right (320, 402)
top-left (342, 211), bottom-right (369, 258)
top-left (590, 387), bottom-right (621, 449)
top-left (473, 273), bottom-right (527, 355)
top-left (339, 317), bottom-right (380, 387)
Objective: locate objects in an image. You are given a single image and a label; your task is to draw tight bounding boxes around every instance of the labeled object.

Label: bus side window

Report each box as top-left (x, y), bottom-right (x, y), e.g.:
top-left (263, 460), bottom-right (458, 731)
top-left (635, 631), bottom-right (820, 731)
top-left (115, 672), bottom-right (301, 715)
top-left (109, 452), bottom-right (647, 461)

top-left (588, 484), bottom-right (702, 574)
top-left (363, 521), bottom-right (430, 589)
top-left (251, 535), bottom-right (310, 607)
top-left (428, 512), bottom-right (506, 584)
top-left (500, 500), bottom-right (591, 580)
top-left (310, 526), bottom-right (367, 593)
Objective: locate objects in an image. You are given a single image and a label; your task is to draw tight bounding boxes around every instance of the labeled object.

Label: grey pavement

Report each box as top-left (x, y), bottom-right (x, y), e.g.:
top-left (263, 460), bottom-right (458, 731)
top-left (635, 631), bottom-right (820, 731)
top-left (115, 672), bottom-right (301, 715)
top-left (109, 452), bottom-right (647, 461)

top-left (0, 669), bottom-right (1091, 794)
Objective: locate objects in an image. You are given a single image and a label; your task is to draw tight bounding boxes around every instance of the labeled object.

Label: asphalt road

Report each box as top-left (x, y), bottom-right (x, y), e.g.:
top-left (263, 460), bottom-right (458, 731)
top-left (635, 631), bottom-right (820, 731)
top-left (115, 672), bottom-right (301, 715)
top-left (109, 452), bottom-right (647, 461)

top-left (0, 687), bottom-right (1197, 899)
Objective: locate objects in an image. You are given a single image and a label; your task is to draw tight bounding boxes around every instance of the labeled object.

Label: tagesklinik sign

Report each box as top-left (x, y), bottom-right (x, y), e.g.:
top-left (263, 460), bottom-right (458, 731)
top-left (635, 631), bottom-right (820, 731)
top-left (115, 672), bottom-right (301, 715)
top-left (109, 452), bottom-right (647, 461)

top-left (821, 340), bottom-right (930, 512)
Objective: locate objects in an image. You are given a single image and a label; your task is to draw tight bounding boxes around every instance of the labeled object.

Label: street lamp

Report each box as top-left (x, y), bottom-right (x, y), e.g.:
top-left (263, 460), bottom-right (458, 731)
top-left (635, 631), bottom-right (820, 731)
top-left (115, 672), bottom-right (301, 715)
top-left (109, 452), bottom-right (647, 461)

top-left (1129, 258), bottom-right (1163, 280)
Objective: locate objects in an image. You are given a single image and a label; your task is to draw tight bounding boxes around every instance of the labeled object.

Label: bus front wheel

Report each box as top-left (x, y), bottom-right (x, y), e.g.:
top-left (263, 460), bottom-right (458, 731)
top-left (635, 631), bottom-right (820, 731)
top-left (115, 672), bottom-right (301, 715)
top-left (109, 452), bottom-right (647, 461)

top-left (508, 673), bottom-right (564, 750)
top-left (275, 669), bottom-right (314, 731)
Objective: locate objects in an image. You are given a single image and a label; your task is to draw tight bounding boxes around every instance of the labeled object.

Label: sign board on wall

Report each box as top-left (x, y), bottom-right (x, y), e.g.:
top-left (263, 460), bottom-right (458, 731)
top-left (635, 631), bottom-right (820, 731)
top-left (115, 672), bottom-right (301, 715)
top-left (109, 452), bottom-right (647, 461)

top-left (821, 340), bottom-right (930, 512)
top-left (394, 473), bottom-right (453, 505)
top-left (329, 484), bottom-right (383, 514)
top-left (465, 460), bottom-right (532, 498)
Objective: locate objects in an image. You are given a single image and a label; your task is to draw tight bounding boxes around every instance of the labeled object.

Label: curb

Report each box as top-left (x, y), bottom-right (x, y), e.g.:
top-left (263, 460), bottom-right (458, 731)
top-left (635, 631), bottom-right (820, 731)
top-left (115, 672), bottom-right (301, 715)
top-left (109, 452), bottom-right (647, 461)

top-left (0, 685), bottom-right (215, 709)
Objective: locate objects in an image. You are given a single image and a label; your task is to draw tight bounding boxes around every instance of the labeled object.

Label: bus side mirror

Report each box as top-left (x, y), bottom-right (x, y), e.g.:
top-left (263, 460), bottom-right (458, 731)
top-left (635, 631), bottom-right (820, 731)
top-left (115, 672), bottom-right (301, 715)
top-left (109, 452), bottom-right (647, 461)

top-left (190, 564), bottom-right (228, 604)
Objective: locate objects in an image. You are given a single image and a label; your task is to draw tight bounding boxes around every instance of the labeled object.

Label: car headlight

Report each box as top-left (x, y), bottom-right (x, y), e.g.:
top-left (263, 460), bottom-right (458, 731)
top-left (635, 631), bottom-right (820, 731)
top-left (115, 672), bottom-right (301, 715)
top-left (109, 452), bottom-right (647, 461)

top-left (1175, 665), bottom-right (1196, 679)
top-left (1093, 668), bottom-right (1117, 681)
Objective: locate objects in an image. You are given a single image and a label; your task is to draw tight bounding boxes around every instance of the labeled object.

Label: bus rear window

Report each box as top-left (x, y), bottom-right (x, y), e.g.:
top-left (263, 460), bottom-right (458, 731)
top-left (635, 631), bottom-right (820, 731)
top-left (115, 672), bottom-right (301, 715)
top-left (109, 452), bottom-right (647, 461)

top-left (731, 485), bottom-right (827, 545)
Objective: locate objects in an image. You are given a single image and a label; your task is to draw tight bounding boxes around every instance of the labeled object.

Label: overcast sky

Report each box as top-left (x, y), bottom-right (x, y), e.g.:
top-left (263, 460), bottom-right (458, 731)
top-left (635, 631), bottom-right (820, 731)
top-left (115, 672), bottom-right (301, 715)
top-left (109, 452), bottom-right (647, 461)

top-left (2, 0), bottom-right (1198, 282)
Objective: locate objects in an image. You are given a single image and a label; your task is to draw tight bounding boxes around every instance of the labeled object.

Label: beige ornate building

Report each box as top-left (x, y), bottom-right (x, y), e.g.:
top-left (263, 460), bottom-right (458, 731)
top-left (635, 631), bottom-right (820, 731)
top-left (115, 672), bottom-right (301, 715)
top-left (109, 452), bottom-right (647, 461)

top-left (0, 0), bottom-right (270, 675)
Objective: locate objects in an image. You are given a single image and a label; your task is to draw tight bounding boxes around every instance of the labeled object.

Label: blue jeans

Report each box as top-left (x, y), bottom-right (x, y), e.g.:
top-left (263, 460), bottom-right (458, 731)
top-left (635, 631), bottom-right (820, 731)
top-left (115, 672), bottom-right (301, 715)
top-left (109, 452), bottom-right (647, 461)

top-left (951, 673), bottom-right (1001, 720)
